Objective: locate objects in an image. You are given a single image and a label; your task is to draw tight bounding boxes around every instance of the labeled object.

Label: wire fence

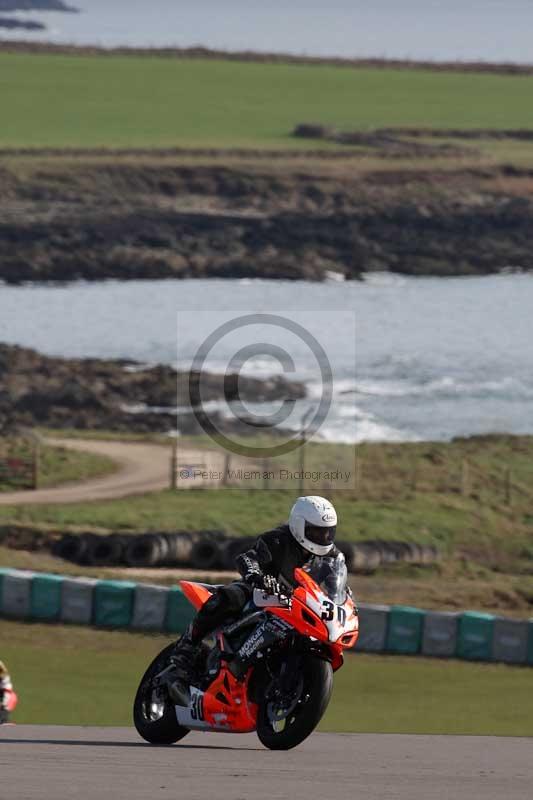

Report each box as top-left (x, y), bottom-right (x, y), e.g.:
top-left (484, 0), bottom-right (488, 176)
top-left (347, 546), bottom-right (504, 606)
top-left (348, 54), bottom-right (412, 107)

top-left (171, 442), bottom-right (533, 507)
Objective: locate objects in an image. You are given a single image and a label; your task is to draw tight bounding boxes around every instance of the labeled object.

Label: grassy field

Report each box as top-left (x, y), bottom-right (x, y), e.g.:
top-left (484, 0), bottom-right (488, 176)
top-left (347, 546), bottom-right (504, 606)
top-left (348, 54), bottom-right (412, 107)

top-left (0, 439), bottom-right (116, 492)
top-left (1, 619), bottom-right (532, 735)
top-left (1, 433), bottom-right (533, 615)
top-left (2, 52), bottom-right (533, 149)
top-left (2, 434), bottom-right (532, 562)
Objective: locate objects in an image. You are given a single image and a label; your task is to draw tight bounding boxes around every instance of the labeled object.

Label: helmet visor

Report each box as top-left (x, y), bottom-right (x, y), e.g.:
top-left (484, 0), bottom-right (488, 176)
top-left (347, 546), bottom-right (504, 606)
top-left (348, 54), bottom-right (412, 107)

top-left (304, 523), bottom-right (336, 547)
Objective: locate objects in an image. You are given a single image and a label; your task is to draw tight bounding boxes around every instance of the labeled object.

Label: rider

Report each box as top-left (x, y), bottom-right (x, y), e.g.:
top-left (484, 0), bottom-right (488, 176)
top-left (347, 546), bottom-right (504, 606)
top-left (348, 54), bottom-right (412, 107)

top-left (168, 495), bottom-right (338, 703)
top-left (0, 660), bottom-right (14, 724)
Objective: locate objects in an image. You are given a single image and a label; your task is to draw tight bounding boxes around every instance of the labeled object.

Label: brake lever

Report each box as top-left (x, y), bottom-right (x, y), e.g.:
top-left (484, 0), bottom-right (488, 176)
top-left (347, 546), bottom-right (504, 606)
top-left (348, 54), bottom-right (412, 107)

top-left (253, 587), bottom-right (292, 609)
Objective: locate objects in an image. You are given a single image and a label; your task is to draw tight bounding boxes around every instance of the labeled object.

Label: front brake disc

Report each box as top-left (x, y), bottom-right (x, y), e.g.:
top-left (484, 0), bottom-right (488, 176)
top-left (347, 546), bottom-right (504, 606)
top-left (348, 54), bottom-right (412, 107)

top-left (266, 674), bottom-right (304, 731)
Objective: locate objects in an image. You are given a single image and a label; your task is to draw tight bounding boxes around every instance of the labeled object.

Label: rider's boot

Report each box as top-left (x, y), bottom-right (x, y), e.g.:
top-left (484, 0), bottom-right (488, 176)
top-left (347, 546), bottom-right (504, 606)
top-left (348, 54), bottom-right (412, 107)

top-left (167, 626), bottom-right (197, 706)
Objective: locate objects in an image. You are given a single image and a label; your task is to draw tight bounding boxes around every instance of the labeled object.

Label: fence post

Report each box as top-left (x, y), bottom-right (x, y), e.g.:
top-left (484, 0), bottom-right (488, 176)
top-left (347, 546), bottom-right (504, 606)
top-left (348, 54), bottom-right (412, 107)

top-left (461, 459), bottom-right (470, 497)
top-left (222, 452), bottom-right (231, 487)
top-left (355, 454), bottom-right (363, 498)
top-left (299, 436), bottom-right (306, 496)
top-left (170, 440), bottom-right (178, 489)
top-left (263, 458), bottom-right (271, 490)
top-left (410, 459), bottom-right (417, 495)
top-left (504, 467), bottom-right (512, 506)
top-left (33, 439), bottom-right (41, 490)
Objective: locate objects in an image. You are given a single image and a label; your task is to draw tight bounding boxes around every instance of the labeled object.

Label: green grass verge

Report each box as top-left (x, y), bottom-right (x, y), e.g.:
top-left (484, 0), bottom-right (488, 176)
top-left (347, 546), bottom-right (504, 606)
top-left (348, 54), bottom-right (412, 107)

top-left (2, 52), bottom-right (533, 149)
top-left (2, 434), bottom-right (532, 566)
top-left (38, 443), bottom-right (117, 488)
top-left (2, 433), bottom-right (533, 614)
top-left (2, 619), bottom-right (532, 735)
top-left (0, 440), bottom-right (117, 492)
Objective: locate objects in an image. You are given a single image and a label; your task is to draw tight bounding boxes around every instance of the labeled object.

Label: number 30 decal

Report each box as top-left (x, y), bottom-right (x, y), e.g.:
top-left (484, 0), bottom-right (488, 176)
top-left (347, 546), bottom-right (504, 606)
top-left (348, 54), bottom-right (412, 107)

top-left (321, 600), bottom-right (335, 621)
top-left (321, 601), bottom-right (346, 626)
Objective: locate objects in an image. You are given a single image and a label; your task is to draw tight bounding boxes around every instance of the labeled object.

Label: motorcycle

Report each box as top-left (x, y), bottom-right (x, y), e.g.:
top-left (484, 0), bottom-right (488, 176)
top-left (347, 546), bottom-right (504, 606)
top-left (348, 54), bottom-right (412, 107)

top-left (0, 684), bottom-right (18, 725)
top-left (133, 553), bottom-right (359, 750)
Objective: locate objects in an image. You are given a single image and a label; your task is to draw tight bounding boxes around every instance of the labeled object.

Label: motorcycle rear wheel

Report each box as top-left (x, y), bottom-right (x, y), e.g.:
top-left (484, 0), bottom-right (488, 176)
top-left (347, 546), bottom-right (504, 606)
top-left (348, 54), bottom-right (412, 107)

top-left (256, 656), bottom-right (333, 750)
top-left (133, 643), bottom-right (189, 745)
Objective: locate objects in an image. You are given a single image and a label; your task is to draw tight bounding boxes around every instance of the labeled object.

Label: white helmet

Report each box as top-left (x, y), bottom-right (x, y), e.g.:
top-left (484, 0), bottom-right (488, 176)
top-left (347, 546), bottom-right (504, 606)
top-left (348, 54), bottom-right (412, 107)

top-left (288, 496), bottom-right (337, 556)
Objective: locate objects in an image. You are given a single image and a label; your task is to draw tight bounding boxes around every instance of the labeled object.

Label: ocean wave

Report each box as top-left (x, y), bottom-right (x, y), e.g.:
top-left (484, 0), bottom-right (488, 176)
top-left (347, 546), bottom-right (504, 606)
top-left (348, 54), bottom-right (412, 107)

top-left (354, 375), bottom-right (533, 399)
top-left (317, 416), bottom-right (420, 444)
top-left (361, 272), bottom-right (408, 288)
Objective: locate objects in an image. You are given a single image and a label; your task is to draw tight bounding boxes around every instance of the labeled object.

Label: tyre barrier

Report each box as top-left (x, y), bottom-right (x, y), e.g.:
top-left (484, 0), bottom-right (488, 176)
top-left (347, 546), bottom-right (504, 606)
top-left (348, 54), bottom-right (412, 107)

top-left (219, 537), bottom-right (256, 571)
top-left (86, 534), bottom-right (125, 567)
top-left (52, 532), bottom-right (97, 565)
top-left (54, 530), bottom-right (218, 569)
top-left (52, 531), bottom-right (441, 574)
top-left (1, 566), bottom-right (532, 667)
top-left (190, 537), bottom-right (223, 570)
top-left (124, 534), bottom-right (166, 568)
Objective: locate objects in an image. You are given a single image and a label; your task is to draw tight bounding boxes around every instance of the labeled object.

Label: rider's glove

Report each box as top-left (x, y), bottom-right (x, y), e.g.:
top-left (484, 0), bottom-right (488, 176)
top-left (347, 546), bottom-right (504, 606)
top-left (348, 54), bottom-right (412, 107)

top-left (243, 568), bottom-right (265, 589)
top-left (262, 574), bottom-right (281, 596)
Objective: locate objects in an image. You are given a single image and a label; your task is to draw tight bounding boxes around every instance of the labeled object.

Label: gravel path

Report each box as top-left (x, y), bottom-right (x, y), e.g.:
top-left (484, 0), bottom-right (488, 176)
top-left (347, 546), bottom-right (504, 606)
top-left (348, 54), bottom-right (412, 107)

top-left (0, 437), bottom-right (177, 505)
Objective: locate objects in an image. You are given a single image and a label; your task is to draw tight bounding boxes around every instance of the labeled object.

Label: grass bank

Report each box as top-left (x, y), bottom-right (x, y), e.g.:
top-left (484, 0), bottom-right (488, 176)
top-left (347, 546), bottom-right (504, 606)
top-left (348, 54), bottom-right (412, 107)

top-left (2, 52), bottom-right (533, 149)
top-left (2, 433), bottom-right (532, 565)
top-left (2, 619), bottom-right (532, 735)
top-left (0, 439), bottom-right (117, 492)
top-left (2, 434), bottom-right (533, 615)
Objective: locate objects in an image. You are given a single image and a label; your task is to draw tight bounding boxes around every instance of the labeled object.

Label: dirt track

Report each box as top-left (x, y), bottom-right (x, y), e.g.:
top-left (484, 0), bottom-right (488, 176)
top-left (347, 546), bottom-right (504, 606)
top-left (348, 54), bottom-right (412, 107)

top-left (1, 725), bottom-right (531, 800)
top-left (0, 438), bottom-right (173, 505)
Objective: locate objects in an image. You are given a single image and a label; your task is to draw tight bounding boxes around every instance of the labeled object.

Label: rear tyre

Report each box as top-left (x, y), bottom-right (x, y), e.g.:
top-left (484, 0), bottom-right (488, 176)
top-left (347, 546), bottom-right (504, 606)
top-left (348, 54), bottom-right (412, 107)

top-left (256, 656), bottom-right (333, 751)
top-left (133, 643), bottom-right (189, 745)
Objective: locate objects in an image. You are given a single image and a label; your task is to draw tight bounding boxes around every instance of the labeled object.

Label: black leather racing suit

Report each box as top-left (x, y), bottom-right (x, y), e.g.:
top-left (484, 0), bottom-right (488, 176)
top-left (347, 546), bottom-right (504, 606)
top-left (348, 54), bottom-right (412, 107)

top-left (187, 524), bottom-right (339, 644)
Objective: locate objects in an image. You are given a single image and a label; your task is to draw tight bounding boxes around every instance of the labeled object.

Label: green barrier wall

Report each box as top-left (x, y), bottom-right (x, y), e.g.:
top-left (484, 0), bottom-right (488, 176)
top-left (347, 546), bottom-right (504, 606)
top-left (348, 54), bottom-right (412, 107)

top-left (165, 586), bottom-right (195, 634)
top-left (1, 567), bottom-right (531, 668)
top-left (386, 605), bottom-right (425, 654)
top-left (527, 621), bottom-right (533, 666)
top-left (31, 573), bottom-right (64, 620)
top-left (0, 567), bottom-right (11, 613)
top-left (93, 580), bottom-right (136, 628)
top-left (457, 612), bottom-right (495, 661)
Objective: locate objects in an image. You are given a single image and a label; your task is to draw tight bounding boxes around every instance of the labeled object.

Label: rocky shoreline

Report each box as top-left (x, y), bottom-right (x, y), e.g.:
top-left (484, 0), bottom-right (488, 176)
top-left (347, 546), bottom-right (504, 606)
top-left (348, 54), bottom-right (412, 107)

top-left (0, 1), bottom-right (76, 30)
top-left (0, 18), bottom-right (45, 29)
top-left (0, 1), bottom-right (76, 11)
top-left (0, 344), bottom-right (305, 435)
top-left (1, 157), bottom-right (532, 282)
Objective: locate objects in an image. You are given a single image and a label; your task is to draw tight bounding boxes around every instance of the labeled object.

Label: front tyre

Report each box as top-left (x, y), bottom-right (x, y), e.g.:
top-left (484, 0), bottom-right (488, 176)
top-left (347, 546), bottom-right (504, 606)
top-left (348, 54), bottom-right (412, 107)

top-left (256, 656), bottom-right (333, 750)
top-left (133, 643), bottom-right (189, 745)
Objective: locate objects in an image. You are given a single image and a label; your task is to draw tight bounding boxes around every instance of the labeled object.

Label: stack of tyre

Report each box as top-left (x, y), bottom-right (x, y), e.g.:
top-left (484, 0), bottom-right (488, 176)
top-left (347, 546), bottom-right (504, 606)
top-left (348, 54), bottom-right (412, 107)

top-left (53, 531), bottom-right (441, 573)
top-left (337, 539), bottom-right (441, 573)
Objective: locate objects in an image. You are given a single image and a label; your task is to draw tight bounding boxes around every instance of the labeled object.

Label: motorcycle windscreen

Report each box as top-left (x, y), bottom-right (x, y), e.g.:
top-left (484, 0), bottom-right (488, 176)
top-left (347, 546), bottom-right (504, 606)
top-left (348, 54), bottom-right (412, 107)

top-left (304, 553), bottom-right (348, 604)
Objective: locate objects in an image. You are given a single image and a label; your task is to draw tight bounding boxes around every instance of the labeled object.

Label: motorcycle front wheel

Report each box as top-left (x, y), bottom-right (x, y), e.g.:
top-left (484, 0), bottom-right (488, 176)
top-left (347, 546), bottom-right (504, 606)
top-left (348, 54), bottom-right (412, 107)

top-left (256, 656), bottom-right (333, 750)
top-left (133, 643), bottom-right (189, 745)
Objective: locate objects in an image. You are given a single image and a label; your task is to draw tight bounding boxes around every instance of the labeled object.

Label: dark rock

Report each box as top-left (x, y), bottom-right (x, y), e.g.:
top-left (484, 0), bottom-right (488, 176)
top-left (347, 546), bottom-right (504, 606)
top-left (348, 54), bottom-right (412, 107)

top-left (0, 343), bottom-right (305, 435)
top-left (0, 1), bottom-right (77, 11)
top-left (0, 17), bottom-right (45, 29)
top-left (0, 161), bottom-right (532, 282)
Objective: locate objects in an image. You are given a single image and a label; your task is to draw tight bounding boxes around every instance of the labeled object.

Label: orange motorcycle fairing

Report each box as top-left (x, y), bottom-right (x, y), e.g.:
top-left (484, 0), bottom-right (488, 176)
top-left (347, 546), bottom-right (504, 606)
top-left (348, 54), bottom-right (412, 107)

top-left (269, 587), bottom-right (329, 641)
top-left (293, 567), bottom-right (321, 600)
top-left (201, 664), bottom-right (258, 733)
top-left (4, 688), bottom-right (17, 713)
top-left (180, 581), bottom-right (213, 611)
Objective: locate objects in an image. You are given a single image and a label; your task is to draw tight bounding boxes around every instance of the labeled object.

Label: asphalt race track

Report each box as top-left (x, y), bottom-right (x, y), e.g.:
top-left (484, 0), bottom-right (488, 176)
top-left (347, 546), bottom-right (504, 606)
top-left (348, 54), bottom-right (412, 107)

top-left (1, 725), bottom-right (531, 800)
